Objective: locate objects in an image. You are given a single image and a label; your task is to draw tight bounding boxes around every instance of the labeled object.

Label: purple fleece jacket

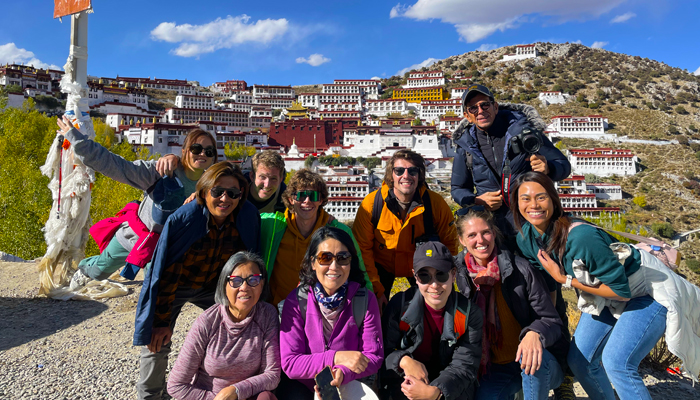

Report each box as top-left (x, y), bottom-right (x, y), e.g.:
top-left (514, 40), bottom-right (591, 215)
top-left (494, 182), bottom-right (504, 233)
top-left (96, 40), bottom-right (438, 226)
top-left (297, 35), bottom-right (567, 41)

top-left (279, 281), bottom-right (384, 390)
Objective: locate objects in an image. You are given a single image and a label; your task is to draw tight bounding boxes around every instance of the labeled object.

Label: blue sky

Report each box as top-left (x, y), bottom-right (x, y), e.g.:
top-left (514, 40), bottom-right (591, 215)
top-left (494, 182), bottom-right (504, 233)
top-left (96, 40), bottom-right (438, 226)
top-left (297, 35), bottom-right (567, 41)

top-left (1, 0), bottom-right (699, 86)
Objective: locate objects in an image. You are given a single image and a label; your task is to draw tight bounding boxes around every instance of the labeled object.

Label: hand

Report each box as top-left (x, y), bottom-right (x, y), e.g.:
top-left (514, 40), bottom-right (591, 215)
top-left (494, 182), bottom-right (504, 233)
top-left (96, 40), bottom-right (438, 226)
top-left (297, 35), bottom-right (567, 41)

top-left (330, 367), bottom-right (344, 387)
top-left (537, 250), bottom-right (565, 284)
top-left (156, 154), bottom-right (181, 177)
top-left (377, 294), bottom-right (388, 311)
top-left (516, 331), bottom-right (543, 375)
top-left (213, 386), bottom-right (238, 400)
top-left (475, 190), bottom-right (502, 211)
top-left (147, 327), bottom-right (172, 353)
top-left (401, 375), bottom-right (440, 400)
top-left (183, 192), bottom-right (197, 205)
top-left (333, 351), bottom-right (369, 374)
top-left (529, 154), bottom-right (549, 174)
top-left (400, 356), bottom-right (429, 384)
top-left (56, 115), bottom-right (75, 135)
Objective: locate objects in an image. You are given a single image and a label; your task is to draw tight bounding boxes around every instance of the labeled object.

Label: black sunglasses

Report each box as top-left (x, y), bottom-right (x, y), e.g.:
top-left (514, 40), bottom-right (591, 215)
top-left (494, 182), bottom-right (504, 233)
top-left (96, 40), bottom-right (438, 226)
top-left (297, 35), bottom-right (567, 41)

top-left (315, 251), bottom-right (352, 266)
top-left (415, 270), bottom-right (451, 285)
top-left (295, 190), bottom-right (320, 202)
top-left (227, 274), bottom-right (263, 288)
top-left (467, 101), bottom-right (494, 115)
top-left (189, 143), bottom-right (216, 158)
top-left (210, 186), bottom-right (242, 199)
top-left (393, 167), bottom-right (420, 177)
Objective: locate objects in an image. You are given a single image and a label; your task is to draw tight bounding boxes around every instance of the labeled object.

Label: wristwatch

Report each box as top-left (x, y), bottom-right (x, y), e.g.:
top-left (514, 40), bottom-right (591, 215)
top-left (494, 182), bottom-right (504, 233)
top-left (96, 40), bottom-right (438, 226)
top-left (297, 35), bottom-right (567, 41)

top-left (564, 275), bottom-right (573, 288)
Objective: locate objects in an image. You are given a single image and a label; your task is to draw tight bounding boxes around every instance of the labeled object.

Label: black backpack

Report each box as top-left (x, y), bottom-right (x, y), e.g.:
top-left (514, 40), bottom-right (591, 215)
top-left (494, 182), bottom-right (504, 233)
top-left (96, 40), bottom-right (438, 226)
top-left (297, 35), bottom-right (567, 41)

top-left (370, 187), bottom-right (439, 244)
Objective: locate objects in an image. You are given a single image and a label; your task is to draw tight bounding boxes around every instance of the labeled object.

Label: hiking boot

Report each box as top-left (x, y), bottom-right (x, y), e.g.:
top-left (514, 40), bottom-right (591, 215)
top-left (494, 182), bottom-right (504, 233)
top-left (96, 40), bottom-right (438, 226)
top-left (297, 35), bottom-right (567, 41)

top-left (553, 374), bottom-right (576, 400)
top-left (69, 269), bottom-right (91, 290)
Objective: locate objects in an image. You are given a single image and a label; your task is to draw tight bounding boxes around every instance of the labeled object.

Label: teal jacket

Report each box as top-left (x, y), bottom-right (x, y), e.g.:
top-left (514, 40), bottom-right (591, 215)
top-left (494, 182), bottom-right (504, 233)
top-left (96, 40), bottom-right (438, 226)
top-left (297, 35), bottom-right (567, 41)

top-left (260, 211), bottom-right (373, 291)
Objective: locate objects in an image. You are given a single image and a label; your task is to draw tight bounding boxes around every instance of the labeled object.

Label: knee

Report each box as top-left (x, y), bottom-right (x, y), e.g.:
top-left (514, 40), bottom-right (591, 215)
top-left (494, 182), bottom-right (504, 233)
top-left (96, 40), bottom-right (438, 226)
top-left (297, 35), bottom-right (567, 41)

top-left (601, 347), bottom-right (628, 375)
top-left (567, 343), bottom-right (590, 376)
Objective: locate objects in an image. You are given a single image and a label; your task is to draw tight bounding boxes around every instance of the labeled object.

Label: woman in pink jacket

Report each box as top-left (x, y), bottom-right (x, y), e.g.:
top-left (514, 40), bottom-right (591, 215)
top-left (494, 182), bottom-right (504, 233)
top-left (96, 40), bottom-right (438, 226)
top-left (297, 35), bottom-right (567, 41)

top-left (278, 226), bottom-right (383, 400)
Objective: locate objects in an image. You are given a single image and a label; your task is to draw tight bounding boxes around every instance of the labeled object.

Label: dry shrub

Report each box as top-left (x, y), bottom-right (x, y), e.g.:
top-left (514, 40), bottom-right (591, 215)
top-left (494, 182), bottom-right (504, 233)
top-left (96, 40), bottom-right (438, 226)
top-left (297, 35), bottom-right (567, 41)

top-left (644, 337), bottom-right (680, 371)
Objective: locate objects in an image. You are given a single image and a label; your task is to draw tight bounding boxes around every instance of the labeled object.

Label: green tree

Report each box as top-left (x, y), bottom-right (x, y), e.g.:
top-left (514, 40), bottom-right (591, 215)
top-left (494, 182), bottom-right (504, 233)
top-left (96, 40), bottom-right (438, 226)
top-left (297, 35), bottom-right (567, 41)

top-left (224, 142), bottom-right (256, 160)
top-left (412, 117), bottom-right (422, 126)
top-left (651, 222), bottom-right (674, 238)
top-left (632, 195), bottom-right (647, 209)
top-left (361, 157), bottom-right (381, 171)
top-left (304, 155), bottom-right (317, 168)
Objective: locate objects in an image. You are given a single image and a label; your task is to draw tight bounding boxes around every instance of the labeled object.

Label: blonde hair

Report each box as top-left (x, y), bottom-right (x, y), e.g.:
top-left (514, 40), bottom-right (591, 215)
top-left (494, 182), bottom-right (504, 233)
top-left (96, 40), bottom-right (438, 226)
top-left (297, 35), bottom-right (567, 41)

top-left (252, 150), bottom-right (285, 178)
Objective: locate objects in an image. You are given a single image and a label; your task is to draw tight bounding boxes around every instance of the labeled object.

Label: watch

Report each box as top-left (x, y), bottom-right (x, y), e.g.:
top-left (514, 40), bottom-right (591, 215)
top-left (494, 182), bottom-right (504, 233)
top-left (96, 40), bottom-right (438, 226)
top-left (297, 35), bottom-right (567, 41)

top-left (564, 275), bottom-right (573, 288)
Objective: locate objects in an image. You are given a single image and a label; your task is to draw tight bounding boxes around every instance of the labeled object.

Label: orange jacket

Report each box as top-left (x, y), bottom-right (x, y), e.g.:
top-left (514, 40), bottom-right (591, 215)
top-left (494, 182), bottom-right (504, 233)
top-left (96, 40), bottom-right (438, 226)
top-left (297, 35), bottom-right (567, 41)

top-left (352, 183), bottom-right (458, 299)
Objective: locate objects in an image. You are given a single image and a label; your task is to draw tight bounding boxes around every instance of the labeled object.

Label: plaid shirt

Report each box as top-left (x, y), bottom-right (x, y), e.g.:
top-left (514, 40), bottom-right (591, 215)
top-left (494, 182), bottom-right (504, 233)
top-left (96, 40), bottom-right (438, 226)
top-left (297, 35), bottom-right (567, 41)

top-left (154, 214), bottom-right (243, 327)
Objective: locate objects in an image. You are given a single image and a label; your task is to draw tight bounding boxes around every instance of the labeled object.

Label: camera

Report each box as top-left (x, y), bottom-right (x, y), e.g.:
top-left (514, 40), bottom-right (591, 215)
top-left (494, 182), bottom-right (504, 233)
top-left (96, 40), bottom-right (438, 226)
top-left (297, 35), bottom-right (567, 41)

top-left (510, 127), bottom-right (542, 156)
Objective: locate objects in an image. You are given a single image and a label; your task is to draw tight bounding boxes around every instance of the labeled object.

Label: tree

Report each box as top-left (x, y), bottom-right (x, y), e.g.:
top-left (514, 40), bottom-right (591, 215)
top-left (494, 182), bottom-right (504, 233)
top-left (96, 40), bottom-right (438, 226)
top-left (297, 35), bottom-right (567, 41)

top-left (304, 155), bottom-right (317, 168)
top-left (651, 222), bottom-right (674, 238)
top-left (412, 117), bottom-right (422, 126)
top-left (224, 142), bottom-right (256, 160)
top-left (361, 157), bottom-right (381, 171)
top-left (632, 195), bottom-right (647, 209)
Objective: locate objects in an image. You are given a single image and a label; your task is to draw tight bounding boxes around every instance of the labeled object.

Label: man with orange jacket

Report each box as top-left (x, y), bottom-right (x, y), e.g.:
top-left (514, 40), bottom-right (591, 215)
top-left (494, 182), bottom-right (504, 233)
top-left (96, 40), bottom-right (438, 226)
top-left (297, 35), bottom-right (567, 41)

top-left (353, 150), bottom-right (459, 308)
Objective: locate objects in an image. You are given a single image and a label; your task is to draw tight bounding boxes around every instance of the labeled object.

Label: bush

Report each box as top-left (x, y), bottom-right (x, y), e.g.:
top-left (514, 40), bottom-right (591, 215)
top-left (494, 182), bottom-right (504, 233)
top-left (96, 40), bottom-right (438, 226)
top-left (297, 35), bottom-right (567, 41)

top-left (675, 105), bottom-right (688, 114)
top-left (632, 195), bottom-right (647, 208)
top-left (686, 258), bottom-right (700, 274)
top-left (651, 222), bottom-right (674, 238)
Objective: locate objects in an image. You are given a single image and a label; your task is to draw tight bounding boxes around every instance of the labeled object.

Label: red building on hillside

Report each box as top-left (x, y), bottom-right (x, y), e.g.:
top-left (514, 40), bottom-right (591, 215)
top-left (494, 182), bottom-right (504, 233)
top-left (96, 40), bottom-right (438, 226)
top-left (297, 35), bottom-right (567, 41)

top-left (269, 119), bottom-right (359, 153)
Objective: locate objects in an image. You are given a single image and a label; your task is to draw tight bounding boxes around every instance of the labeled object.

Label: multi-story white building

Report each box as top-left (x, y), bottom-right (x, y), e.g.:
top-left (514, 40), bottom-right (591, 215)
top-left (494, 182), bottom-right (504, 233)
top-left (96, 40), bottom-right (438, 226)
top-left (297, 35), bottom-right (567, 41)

top-left (364, 99), bottom-right (409, 117)
top-left (538, 91), bottom-right (571, 106)
top-left (404, 70), bottom-right (446, 89)
top-left (322, 84), bottom-right (360, 95)
top-left (554, 175), bottom-right (621, 216)
top-left (546, 115), bottom-right (610, 140)
top-left (164, 107), bottom-right (250, 128)
top-left (106, 110), bottom-right (160, 129)
top-left (175, 94), bottom-right (215, 110)
top-left (212, 80), bottom-right (247, 94)
top-left (342, 127), bottom-right (443, 159)
top-left (116, 76), bottom-right (200, 95)
top-left (1, 64), bottom-right (57, 95)
top-left (567, 148), bottom-right (637, 177)
top-left (418, 99), bottom-right (463, 123)
top-left (439, 116), bottom-right (462, 134)
top-left (450, 87), bottom-right (471, 100)
top-left (298, 92), bottom-right (320, 108)
top-left (251, 84), bottom-right (295, 109)
top-left (318, 165), bottom-right (370, 222)
top-left (586, 183), bottom-right (623, 200)
top-left (500, 44), bottom-right (540, 62)
top-left (230, 91), bottom-right (254, 104)
top-left (318, 93), bottom-right (363, 109)
top-left (333, 79), bottom-right (381, 100)
top-left (87, 82), bottom-right (149, 110)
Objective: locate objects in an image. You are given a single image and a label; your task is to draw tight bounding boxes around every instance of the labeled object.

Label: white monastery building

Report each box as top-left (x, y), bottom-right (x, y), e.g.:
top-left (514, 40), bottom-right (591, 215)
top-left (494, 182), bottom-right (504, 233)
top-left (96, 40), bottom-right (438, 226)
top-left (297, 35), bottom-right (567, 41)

top-left (538, 91), bottom-right (571, 106)
top-left (451, 87), bottom-right (471, 100)
top-left (364, 99), bottom-right (409, 117)
top-left (500, 44), bottom-right (540, 62)
top-left (419, 99), bottom-right (463, 124)
top-left (567, 148), bottom-right (638, 177)
top-left (404, 71), bottom-right (446, 89)
top-left (175, 95), bottom-right (215, 110)
top-left (554, 175), bottom-right (621, 216)
top-left (298, 93), bottom-right (320, 109)
top-left (333, 79), bottom-right (381, 100)
top-left (318, 165), bottom-right (371, 222)
top-left (342, 127), bottom-right (443, 159)
top-left (546, 115), bottom-right (610, 140)
top-left (251, 84), bottom-right (295, 109)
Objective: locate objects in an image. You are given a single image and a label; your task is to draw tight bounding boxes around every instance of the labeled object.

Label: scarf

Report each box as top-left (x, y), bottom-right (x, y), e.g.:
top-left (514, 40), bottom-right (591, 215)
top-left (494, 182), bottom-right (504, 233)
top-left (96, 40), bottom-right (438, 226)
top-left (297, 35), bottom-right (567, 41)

top-left (465, 250), bottom-right (502, 377)
top-left (313, 281), bottom-right (348, 310)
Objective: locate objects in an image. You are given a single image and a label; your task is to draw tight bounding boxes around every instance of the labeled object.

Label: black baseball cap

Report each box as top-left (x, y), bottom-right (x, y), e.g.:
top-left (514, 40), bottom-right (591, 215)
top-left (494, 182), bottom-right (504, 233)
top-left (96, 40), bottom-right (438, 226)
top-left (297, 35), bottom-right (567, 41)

top-left (462, 84), bottom-right (494, 106)
top-left (413, 241), bottom-right (454, 273)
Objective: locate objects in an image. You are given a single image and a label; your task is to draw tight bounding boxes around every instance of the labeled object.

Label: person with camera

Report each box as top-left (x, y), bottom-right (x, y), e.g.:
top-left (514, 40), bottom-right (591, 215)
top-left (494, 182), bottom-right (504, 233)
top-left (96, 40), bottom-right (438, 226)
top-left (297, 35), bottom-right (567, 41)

top-left (450, 84), bottom-right (570, 239)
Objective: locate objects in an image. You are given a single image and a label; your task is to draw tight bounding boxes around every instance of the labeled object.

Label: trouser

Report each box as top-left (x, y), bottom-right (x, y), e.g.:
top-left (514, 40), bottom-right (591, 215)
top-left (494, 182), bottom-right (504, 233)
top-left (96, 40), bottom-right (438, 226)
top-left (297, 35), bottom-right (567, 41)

top-left (376, 263), bottom-right (416, 300)
top-left (136, 287), bottom-right (216, 400)
top-left (275, 372), bottom-right (313, 400)
top-left (568, 295), bottom-right (667, 400)
top-left (476, 350), bottom-right (564, 400)
top-left (78, 236), bottom-right (129, 280)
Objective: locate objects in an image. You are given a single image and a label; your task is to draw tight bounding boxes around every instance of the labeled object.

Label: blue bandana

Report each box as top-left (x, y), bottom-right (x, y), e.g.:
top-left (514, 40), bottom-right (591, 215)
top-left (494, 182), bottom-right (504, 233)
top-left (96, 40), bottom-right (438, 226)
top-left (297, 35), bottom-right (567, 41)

top-left (313, 281), bottom-right (348, 310)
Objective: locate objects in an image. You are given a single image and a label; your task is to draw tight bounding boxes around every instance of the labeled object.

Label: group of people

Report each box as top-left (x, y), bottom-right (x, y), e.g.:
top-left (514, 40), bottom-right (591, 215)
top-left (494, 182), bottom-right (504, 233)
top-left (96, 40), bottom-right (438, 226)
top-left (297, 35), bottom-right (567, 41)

top-left (55, 83), bottom-right (700, 400)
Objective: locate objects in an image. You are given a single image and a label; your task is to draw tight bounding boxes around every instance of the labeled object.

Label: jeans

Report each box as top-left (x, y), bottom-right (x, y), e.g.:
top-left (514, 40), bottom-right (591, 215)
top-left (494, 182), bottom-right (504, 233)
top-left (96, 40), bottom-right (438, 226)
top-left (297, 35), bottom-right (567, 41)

top-left (136, 287), bottom-right (216, 400)
top-left (476, 349), bottom-right (564, 400)
top-left (568, 295), bottom-right (667, 400)
top-left (78, 236), bottom-right (129, 280)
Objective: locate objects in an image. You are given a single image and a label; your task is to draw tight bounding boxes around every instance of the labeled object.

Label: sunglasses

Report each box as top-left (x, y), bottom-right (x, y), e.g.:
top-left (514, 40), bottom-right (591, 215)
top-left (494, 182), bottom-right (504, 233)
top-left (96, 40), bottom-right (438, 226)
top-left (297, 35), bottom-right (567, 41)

top-left (393, 167), bottom-right (420, 177)
top-left (415, 270), bottom-right (451, 285)
top-left (295, 190), bottom-right (320, 202)
top-left (227, 274), bottom-right (263, 288)
top-left (467, 101), bottom-right (494, 115)
top-left (189, 143), bottom-right (216, 158)
top-left (210, 186), bottom-right (242, 199)
top-left (315, 251), bottom-right (352, 266)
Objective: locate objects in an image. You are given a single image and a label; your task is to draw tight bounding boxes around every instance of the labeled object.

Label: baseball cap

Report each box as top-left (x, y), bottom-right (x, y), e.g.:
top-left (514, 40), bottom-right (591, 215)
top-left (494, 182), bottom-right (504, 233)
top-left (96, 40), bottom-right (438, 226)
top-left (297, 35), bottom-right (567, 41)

top-left (413, 241), bottom-right (454, 273)
top-left (462, 84), bottom-right (494, 106)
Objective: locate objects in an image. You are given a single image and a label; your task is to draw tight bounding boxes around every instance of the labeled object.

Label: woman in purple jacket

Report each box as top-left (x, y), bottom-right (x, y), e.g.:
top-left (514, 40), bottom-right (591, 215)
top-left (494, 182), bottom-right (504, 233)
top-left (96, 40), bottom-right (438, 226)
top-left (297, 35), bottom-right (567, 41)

top-left (278, 226), bottom-right (384, 400)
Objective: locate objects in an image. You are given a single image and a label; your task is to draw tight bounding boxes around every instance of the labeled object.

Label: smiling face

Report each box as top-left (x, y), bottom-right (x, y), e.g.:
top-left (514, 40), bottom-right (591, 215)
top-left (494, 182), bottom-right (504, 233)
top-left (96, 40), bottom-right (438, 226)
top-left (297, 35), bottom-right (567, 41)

top-left (464, 93), bottom-right (498, 131)
top-left (205, 176), bottom-right (240, 226)
top-left (518, 181), bottom-right (555, 234)
top-left (414, 267), bottom-right (454, 311)
top-left (312, 238), bottom-right (351, 296)
top-left (458, 217), bottom-right (496, 267)
top-left (290, 186), bottom-right (322, 224)
top-left (186, 135), bottom-right (216, 171)
top-left (251, 165), bottom-right (282, 200)
top-left (225, 261), bottom-right (264, 321)
top-left (392, 158), bottom-right (419, 200)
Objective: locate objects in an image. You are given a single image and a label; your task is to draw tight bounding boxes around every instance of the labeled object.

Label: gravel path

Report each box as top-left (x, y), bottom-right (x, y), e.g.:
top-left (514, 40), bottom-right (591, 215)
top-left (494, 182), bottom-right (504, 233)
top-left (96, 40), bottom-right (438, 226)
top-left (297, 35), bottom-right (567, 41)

top-left (0, 261), bottom-right (698, 399)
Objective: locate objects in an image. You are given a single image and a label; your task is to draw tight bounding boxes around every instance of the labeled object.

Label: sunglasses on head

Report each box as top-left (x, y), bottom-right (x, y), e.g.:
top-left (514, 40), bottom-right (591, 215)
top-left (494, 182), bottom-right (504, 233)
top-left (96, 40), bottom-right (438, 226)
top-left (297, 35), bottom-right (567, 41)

top-left (415, 270), bottom-right (451, 285)
top-left (189, 143), bottom-right (216, 158)
top-left (467, 101), bottom-right (494, 115)
top-left (226, 274), bottom-right (263, 288)
top-left (295, 190), bottom-right (320, 202)
top-left (315, 251), bottom-right (352, 266)
top-left (393, 167), bottom-right (420, 177)
top-left (210, 186), bottom-right (242, 199)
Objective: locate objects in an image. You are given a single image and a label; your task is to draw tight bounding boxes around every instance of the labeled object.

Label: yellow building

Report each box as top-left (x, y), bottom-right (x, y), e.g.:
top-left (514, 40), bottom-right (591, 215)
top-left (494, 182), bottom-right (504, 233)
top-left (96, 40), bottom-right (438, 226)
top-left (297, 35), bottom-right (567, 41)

top-left (285, 101), bottom-right (309, 119)
top-left (392, 86), bottom-right (448, 103)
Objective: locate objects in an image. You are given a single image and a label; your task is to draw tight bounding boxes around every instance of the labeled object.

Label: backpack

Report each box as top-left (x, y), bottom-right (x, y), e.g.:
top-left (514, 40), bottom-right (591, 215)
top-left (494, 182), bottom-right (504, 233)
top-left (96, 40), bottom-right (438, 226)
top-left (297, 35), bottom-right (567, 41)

top-left (279, 285), bottom-right (369, 329)
top-left (568, 219), bottom-right (681, 270)
top-left (370, 187), bottom-right (439, 244)
top-left (397, 290), bottom-right (472, 345)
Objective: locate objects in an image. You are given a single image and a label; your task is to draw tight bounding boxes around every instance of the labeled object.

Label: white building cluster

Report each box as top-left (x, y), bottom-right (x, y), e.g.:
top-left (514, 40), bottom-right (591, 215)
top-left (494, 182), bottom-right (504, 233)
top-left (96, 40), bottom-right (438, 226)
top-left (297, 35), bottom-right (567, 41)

top-left (418, 99), bottom-right (463, 124)
top-left (500, 44), bottom-right (540, 62)
top-left (546, 115), bottom-right (611, 140)
top-left (404, 71), bottom-right (446, 88)
top-left (538, 91), bottom-right (571, 106)
top-left (567, 148), bottom-right (637, 177)
top-left (318, 165), bottom-right (371, 222)
top-left (554, 175), bottom-right (621, 216)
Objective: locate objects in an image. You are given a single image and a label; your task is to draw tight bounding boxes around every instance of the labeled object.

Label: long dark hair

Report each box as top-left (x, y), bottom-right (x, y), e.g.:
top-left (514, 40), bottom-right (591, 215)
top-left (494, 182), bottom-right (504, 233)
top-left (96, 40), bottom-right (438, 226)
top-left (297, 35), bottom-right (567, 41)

top-left (299, 226), bottom-right (365, 289)
top-left (509, 171), bottom-right (571, 263)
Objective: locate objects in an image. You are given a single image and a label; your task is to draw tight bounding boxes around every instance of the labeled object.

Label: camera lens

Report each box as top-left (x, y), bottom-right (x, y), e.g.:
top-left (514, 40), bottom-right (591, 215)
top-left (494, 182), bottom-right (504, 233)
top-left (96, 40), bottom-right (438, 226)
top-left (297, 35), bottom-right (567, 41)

top-left (523, 135), bottom-right (541, 153)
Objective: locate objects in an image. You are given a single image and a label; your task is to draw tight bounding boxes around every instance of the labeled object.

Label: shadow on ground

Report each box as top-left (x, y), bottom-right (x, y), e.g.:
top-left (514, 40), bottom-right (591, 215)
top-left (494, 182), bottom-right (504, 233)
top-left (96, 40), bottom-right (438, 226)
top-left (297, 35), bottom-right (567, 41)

top-left (0, 296), bottom-right (108, 351)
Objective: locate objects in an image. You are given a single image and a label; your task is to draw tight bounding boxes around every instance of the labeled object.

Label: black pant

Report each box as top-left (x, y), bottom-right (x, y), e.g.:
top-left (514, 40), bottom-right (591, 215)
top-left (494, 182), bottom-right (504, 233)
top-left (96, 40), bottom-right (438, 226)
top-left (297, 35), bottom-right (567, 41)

top-left (376, 263), bottom-right (416, 300)
top-left (275, 372), bottom-right (313, 400)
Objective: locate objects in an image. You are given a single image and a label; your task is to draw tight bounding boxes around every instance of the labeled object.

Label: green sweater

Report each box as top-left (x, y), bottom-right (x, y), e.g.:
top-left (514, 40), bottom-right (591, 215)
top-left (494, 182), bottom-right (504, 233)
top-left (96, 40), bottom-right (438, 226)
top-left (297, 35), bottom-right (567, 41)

top-left (259, 211), bottom-right (373, 291)
top-left (516, 222), bottom-right (641, 298)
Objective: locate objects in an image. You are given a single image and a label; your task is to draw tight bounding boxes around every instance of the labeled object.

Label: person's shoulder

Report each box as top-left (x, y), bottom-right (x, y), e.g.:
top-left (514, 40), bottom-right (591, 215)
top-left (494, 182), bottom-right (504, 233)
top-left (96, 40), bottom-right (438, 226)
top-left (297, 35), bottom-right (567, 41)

top-left (567, 222), bottom-right (600, 239)
top-left (257, 302), bottom-right (281, 326)
top-left (196, 303), bottom-right (224, 327)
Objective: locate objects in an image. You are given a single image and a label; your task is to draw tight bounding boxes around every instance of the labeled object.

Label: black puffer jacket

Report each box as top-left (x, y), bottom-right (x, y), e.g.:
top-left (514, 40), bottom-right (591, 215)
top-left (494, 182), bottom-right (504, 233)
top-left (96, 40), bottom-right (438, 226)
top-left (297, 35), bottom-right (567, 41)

top-left (382, 288), bottom-right (483, 400)
top-left (450, 103), bottom-right (571, 236)
top-left (455, 247), bottom-right (569, 368)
